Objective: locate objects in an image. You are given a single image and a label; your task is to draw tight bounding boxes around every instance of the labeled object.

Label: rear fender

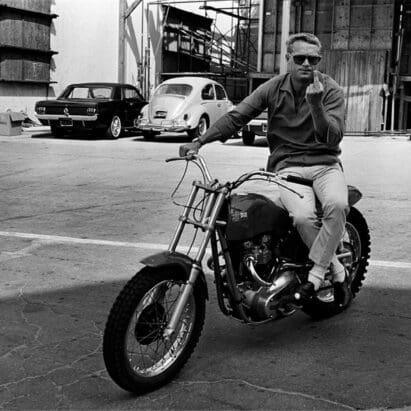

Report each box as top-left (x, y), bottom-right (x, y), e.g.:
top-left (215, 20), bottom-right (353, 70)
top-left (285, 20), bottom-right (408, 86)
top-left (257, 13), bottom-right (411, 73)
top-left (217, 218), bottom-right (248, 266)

top-left (140, 251), bottom-right (208, 299)
top-left (348, 185), bottom-right (362, 207)
top-left (186, 106), bottom-right (206, 128)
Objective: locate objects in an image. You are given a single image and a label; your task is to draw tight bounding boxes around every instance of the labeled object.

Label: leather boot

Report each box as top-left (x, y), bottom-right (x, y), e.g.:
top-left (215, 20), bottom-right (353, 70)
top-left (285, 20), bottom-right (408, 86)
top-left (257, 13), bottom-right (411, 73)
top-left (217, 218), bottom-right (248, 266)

top-left (333, 275), bottom-right (352, 309)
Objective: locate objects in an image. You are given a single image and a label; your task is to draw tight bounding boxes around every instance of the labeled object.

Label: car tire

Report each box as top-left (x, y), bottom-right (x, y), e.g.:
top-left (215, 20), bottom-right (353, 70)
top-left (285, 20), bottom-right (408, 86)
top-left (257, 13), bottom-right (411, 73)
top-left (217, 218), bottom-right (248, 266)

top-left (188, 115), bottom-right (208, 139)
top-left (105, 115), bottom-right (122, 139)
top-left (242, 130), bottom-right (255, 146)
top-left (50, 125), bottom-right (66, 138)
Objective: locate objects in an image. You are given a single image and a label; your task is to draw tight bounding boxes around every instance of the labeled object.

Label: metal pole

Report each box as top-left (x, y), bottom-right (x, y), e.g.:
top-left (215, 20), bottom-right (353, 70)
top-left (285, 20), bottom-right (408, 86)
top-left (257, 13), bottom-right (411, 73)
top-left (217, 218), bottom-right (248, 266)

top-left (257, 0), bottom-right (264, 72)
top-left (118, 0), bottom-right (127, 82)
top-left (280, 0), bottom-right (291, 75)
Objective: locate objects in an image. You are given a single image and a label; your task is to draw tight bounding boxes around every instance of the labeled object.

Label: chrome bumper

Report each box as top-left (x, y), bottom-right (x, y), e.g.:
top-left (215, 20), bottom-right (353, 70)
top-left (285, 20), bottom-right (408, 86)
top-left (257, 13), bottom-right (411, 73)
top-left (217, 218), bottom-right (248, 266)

top-left (136, 118), bottom-right (189, 133)
top-left (137, 124), bottom-right (188, 132)
top-left (36, 114), bottom-right (98, 121)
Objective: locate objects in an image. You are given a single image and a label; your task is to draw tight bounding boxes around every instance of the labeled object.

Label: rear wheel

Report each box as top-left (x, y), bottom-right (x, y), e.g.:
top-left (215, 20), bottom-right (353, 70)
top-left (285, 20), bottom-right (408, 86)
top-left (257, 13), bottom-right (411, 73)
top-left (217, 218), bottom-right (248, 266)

top-left (103, 267), bottom-right (206, 394)
top-left (187, 115), bottom-right (208, 139)
top-left (242, 130), bottom-right (255, 146)
top-left (302, 207), bottom-right (370, 319)
top-left (105, 115), bottom-right (122, 139)
top-left (50, 125), bottom-right (66, 138)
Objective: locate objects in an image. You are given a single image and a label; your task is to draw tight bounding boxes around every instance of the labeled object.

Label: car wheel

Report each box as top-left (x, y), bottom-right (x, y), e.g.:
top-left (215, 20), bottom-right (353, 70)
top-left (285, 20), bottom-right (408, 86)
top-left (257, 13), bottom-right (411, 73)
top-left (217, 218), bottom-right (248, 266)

top-left (50, 125), bottom-right (66, 138)
top-left (242, 130), bottom-right (255, 146)
top-left (105, 115), bottom-right (122, 139)
top-left (188, 115), bottom-right (208, 139)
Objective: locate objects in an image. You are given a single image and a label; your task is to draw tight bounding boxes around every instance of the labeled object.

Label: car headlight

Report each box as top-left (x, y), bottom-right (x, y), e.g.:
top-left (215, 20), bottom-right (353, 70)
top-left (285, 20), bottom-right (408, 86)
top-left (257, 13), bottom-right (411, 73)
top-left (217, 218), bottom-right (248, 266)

top-left (87, 107), bottom-right (96, 114)
top-left (36, 106), bottom-right (46, 114)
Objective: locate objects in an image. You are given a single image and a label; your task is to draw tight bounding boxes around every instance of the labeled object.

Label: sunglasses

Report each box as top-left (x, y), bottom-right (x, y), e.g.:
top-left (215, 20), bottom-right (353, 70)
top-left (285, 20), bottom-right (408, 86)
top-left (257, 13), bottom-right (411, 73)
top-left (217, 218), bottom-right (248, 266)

top-left (292, 55), bottom-right (322, 65)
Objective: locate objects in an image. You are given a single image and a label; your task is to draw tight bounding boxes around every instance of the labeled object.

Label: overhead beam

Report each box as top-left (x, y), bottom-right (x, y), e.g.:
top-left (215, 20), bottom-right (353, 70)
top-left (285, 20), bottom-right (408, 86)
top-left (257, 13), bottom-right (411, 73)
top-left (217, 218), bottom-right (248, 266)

top-left (200, 5), bottom-right (250, 20)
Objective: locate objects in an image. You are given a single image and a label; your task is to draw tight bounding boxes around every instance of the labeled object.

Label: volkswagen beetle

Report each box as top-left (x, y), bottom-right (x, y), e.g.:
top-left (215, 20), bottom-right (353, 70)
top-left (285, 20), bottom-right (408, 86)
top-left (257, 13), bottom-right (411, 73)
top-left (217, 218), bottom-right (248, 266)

top-left (136, 77), bottom-right (234, 140)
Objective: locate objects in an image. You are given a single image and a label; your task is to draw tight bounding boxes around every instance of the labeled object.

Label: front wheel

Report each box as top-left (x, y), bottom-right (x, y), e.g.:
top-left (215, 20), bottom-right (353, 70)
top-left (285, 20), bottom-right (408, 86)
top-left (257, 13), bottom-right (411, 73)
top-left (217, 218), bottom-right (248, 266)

top-left (103, 267), bottom-right (206, 394)
top-left (302, 206), bottom-right (371, 319)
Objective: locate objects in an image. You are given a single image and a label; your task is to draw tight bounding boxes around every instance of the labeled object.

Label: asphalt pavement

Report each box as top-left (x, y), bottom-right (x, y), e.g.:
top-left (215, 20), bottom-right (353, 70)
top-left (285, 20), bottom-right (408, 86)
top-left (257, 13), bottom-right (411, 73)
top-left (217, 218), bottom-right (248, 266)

top-left (0, 130), bottom-right (411, 410)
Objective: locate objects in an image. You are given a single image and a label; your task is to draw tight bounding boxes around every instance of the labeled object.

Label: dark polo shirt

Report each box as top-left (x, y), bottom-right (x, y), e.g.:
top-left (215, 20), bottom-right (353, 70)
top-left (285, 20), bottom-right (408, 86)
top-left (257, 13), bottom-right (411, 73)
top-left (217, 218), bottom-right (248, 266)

top-left (204, 72), bottom-right (345, 172)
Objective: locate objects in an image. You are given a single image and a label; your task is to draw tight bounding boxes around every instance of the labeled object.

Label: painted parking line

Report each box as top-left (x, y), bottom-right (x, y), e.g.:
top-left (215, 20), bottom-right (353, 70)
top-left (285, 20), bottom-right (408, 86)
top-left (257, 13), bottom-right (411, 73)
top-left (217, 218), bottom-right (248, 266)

top-left (1, 230), bottom-right (411, 269)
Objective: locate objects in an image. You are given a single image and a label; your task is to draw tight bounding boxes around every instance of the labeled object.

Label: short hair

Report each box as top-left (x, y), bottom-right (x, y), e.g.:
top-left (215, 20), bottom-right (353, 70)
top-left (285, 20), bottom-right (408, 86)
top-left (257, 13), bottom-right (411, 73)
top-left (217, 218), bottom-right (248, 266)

top-left (286, 33), bottom-right (322, 54)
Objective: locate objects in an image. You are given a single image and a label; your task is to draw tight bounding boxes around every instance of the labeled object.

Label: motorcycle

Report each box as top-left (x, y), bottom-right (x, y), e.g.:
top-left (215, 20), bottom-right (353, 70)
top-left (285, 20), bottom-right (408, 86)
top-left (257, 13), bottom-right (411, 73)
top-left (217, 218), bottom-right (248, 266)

top-left (103, 154), bottom-right (370, 394)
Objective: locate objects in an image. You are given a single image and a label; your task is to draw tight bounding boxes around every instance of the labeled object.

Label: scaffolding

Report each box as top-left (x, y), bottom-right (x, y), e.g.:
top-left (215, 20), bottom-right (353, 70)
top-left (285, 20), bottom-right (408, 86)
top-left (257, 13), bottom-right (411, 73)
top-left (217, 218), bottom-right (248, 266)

top-left (143, 0), bottom-right (259, 102)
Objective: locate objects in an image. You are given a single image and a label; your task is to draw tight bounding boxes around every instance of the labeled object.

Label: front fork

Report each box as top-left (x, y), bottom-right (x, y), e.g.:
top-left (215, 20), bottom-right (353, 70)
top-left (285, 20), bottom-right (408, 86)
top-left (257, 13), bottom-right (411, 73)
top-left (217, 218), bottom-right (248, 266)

top-left (163, 183), bottom-right (227, 339)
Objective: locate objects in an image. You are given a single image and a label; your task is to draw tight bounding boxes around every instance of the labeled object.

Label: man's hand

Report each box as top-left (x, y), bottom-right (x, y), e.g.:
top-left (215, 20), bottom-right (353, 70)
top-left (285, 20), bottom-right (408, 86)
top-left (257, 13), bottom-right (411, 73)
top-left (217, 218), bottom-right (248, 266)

top-left (179, 141), bottom-right (202, 157)
top-left (306, 70), bottom-right (324, 107)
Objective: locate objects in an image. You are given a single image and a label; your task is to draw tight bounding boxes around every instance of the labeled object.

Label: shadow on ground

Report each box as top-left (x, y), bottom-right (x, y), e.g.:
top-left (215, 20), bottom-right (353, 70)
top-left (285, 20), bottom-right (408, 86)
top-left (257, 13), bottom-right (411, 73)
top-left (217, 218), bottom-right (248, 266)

top-left (1, 278), bottom-right (410, 410)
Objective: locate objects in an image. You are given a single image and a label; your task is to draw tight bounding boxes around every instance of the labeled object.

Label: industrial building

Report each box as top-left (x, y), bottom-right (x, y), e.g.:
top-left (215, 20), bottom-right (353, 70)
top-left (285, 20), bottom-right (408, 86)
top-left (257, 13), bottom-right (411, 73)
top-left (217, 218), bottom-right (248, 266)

top-left (0, 0), bottom-right (410, 133)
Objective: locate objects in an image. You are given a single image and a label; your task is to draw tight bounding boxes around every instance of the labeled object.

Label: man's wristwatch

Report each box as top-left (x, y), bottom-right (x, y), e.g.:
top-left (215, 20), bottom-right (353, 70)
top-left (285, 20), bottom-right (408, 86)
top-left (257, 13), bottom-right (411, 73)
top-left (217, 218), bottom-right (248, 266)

top-left (192, 137), bottom-right (204, 146)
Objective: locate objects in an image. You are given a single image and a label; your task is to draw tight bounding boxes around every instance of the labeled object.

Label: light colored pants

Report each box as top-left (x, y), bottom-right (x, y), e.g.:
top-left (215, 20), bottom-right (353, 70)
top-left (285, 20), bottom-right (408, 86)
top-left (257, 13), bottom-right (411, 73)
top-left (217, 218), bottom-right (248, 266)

top-left (278, 164), bottom-right (348, 269)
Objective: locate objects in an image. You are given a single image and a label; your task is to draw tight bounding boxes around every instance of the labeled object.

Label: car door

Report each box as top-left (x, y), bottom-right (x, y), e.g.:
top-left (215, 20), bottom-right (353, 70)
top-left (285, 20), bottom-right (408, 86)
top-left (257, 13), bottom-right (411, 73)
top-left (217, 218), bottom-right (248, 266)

top-left (122, 86), bottom-right (147, 126)
top-left (214, 84), bottom-right (231, 119)
top-left (200, 83), bottom-right (219, 125)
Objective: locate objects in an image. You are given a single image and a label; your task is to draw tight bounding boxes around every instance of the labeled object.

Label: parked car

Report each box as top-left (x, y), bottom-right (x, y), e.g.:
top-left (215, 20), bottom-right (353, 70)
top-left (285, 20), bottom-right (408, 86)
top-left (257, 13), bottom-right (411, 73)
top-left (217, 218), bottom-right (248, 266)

top-left (136, 76), bottom-right (234, 139)
top-left (241, 110), bottom-right (268, 145)
top-left (35, 83), bottom-right (147, 138)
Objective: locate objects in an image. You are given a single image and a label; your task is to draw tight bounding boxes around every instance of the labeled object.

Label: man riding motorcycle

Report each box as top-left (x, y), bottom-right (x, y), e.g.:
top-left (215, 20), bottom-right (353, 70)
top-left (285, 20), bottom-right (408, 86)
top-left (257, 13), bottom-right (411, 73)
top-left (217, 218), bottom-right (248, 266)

top-left (179, 32), bottom-right (351, 309)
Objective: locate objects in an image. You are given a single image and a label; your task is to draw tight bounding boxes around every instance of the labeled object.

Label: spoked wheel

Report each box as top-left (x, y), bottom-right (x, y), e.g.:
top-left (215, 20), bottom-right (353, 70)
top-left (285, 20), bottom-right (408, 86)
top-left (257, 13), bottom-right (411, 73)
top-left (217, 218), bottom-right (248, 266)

top-left (103, 268), bottom-right (206, 394)
top-left (303, 206), bottom-right (370, 319)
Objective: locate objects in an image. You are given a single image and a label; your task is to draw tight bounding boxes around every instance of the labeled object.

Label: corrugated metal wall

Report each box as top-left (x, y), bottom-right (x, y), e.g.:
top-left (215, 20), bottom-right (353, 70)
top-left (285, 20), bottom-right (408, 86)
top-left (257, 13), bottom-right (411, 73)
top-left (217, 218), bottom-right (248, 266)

top-left (256, 0), bottom-right (394, 132)
top-left (0, 0), bottom-right (55, 83)
top-left (321, 50), bottom-right (388, 132)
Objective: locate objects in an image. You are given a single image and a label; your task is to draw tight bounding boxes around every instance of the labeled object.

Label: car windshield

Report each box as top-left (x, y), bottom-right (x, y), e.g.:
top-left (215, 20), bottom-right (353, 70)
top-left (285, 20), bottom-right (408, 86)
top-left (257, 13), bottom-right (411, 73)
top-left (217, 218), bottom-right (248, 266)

top-left (64, 87), bottom-right (113, 99)
top-left (154, 84), bottom-right (192, 98)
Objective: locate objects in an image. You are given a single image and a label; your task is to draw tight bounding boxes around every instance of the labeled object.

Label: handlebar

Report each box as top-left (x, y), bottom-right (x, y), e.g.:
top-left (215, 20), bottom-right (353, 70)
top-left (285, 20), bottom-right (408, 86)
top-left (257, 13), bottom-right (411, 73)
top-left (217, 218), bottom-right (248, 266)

top-left (165, 154), bottom-right (310, 198)
top-left (166, 154), bottom-right (213, 182)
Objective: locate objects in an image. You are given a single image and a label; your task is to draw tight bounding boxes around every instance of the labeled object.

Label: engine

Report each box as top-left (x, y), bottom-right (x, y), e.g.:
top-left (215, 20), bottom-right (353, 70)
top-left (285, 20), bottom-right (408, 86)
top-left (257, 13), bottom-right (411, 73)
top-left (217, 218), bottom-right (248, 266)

top-left (224, 193), bottom-right (300, 320)
top-left (234, 233), bottom-right (298, 321)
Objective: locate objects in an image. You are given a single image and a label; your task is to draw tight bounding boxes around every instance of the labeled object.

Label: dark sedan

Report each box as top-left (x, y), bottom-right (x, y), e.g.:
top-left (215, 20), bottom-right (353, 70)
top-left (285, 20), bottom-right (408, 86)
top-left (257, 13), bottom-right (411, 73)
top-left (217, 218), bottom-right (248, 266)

top-left (35, 83), bottom-right (147, 138)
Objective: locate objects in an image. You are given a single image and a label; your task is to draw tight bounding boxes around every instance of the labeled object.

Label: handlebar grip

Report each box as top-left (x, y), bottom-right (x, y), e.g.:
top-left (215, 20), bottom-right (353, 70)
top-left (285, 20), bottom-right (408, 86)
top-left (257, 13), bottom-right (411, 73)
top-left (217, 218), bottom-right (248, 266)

top-left (166, 153), bottom-right (197, 163)
top-left (285, 175), bottom-right (313, 187)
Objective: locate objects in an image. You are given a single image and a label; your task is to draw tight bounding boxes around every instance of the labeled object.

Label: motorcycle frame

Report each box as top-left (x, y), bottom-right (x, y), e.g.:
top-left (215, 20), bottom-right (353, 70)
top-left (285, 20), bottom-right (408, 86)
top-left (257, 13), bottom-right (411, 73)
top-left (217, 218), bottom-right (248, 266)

top-left (161, 155), bottom-right (356, 336)
top-left (162, 155), bottom-right (301, 335)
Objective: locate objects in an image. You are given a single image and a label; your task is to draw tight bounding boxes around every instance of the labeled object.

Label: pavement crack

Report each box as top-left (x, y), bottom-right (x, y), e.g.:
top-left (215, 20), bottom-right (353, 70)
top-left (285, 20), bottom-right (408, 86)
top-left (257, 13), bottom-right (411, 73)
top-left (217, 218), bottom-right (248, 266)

top-left (0, 342), bottom-right (104, 390)
top-left (0, 240), bottom-right (49, 262)
top-left (179, 378), bottom-right (356, 410)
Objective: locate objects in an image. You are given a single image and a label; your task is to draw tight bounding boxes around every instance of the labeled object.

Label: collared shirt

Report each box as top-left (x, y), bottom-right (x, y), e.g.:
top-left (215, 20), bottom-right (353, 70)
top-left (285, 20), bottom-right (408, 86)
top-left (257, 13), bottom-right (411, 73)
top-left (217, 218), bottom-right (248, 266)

top-left (204, 72), bottom-right (345, 171)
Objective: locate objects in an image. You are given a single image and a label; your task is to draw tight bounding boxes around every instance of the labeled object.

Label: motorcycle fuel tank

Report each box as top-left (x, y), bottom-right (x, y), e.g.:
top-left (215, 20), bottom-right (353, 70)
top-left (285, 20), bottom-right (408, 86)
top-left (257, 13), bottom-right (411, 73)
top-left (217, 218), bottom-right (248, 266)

top-left (226, 193), bottom-right (292, 241)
